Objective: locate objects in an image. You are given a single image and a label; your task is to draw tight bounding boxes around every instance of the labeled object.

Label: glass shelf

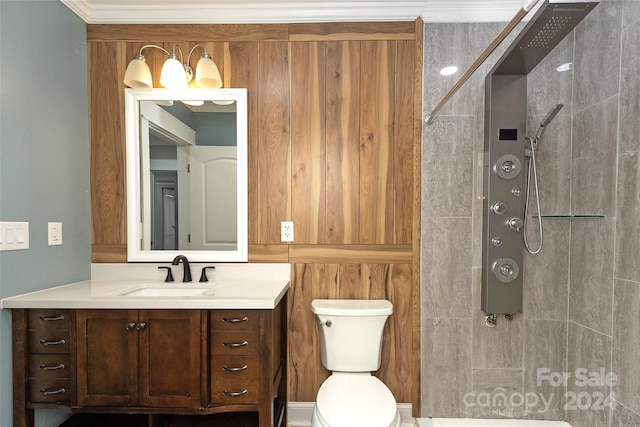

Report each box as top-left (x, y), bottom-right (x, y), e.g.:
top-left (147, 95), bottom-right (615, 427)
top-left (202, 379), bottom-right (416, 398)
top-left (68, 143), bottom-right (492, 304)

top-left (533, 214), bottom-right (605, 219)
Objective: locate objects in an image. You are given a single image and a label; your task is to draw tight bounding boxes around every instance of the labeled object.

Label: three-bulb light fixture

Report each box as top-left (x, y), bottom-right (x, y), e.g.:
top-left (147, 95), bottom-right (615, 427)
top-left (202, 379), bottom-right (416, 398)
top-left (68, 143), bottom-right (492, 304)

top-left (123, 44), bottom-right (223, 90)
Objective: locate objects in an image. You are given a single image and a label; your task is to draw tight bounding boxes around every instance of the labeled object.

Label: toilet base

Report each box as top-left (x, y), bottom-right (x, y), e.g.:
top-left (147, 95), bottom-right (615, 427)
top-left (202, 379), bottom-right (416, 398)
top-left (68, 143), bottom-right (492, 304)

top-left (311, 402), bottom-right (401, 427)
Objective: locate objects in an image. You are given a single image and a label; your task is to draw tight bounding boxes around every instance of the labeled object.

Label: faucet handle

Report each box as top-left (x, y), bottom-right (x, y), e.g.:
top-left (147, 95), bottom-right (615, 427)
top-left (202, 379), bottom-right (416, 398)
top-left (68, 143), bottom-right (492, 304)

top-left (199, 266), bottom-right (216, 282)
top-left (158, 266), bottom-right (174, 282)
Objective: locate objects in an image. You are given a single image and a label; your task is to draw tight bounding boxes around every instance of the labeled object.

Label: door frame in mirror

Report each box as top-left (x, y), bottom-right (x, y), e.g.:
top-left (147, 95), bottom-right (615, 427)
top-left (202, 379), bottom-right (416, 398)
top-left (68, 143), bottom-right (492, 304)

top-left (125, 88), bottom-right (248, 262)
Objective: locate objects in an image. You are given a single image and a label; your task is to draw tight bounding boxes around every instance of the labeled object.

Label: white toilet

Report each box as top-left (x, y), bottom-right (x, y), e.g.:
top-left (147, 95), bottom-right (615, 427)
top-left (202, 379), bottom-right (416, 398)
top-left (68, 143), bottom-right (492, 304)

top-left (311, 299), bottom-right (401, 427)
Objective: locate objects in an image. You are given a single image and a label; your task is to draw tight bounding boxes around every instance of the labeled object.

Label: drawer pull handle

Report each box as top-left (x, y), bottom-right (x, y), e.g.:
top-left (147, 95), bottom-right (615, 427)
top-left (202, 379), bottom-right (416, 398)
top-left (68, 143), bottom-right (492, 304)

top-left (223, 389), bottom-right (248, 397)
top-left (40, 387), bottom-right (66, 396)
top-left (222, 316), bottom-right (248, 323)
top-left (39, 315), bottom-right (65, 322)
top-left (222, 340), bottom-right (248, 348)
top-left (39, 363), bottom-right (66, 371)
top-left (39, 339), bottom-right (66, 346)
top-left (222, 364), bottom-right (248, 372)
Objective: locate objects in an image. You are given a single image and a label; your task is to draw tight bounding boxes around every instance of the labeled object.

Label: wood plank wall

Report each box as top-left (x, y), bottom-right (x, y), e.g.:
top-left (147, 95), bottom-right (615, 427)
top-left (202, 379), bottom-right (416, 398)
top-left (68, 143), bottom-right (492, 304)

top-left (87, 20), bottom-right (423, 412)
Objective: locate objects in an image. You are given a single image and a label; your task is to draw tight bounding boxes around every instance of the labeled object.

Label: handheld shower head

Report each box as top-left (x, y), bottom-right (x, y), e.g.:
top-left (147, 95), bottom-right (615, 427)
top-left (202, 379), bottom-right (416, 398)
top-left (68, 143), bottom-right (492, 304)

top-left (535, 103), bottom-right (564, 140)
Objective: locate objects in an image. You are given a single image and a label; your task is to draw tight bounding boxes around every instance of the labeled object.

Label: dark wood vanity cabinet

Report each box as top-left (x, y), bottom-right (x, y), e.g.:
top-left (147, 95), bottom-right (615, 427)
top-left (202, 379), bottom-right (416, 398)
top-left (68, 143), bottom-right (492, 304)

top-left (75, 309), bottom-right (202, 409)
top-left (12, 299), bottom-right (287, 427)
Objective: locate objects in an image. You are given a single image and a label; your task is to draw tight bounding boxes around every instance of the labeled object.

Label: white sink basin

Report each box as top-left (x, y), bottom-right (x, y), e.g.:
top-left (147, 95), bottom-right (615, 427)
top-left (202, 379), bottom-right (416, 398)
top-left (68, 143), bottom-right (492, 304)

top-left (120, 287), bottom-right (210, 297)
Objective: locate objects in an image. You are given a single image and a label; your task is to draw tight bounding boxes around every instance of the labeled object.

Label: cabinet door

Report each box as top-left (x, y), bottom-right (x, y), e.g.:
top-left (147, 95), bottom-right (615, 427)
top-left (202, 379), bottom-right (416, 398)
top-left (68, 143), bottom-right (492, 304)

top-left (138, 310), bottom-right (202, 408)
top-left (76, 309), bottom-right (139, 406)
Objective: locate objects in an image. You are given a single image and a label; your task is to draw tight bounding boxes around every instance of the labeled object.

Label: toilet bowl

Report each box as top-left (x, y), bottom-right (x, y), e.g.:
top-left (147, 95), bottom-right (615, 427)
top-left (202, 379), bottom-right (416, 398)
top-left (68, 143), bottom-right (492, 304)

top-left (311, 299), bottom-right (399, 427)
top-left (311, 373), bottom-right (401, 427)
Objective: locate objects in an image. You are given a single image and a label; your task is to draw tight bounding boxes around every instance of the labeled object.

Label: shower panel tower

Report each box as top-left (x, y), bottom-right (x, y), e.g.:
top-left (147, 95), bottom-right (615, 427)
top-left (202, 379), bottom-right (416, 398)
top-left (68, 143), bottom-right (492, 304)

top-left (481, 0), bottom-right (598, 315)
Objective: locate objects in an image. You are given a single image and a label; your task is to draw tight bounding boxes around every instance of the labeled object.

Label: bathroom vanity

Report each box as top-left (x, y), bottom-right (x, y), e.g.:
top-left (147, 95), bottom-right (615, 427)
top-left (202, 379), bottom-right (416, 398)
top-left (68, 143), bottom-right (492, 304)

top-left (3, 277), bottom-right (289, 427)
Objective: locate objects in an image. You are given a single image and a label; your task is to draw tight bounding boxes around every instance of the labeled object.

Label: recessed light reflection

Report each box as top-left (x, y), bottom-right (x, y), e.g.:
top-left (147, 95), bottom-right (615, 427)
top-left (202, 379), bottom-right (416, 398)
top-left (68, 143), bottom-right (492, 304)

top-left (556, 62), bottom-right (572, 72)
top-left (439, 65), bottom-right (458, 76)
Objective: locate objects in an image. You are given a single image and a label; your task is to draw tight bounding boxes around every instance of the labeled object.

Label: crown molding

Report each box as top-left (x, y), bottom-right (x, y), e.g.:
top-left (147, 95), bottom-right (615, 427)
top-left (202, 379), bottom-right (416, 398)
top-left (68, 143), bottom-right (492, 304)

top-left (60, 0), bottom-right (527, 24)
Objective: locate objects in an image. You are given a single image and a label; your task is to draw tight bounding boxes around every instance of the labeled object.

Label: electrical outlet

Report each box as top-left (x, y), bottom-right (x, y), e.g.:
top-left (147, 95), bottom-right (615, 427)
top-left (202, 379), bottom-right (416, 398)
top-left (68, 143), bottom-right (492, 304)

top-left (48, 222), bottom-right (63, 246)
top-left (281, 221), bottom-right (294, 242)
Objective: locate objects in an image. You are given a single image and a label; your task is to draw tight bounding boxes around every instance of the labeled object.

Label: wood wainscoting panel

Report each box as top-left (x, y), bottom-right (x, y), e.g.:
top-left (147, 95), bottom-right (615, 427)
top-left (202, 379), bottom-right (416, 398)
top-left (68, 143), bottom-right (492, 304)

top-left (287, 262), bottom-right (413, 403)
top-left (89, 42), bottom-right (128, 253)
top-left (256, 41), bottom-right (291, 244)
top-left (325, 41), bottom-right (361, 245)
top-left (359, 41), bottom-right (395, 244)
top-left (291, 41), bottom-right (326, 245)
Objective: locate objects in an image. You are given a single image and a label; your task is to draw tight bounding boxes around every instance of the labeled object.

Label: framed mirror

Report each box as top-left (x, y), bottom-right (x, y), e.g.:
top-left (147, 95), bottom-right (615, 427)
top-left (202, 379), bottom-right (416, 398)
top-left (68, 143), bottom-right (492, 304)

top-left (125, 88), bottom-right (248, 262)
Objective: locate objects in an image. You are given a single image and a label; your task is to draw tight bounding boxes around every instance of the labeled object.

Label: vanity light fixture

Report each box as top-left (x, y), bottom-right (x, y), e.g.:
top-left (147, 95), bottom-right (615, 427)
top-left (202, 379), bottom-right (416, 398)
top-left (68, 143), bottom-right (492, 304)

top-left (123, 44), bottom-right (223, 90)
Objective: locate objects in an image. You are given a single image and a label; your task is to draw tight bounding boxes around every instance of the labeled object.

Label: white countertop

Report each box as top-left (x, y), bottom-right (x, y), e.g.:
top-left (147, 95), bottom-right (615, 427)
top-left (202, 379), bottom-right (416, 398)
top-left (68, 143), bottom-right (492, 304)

top-left (1, 279), bottom-right (290, 310)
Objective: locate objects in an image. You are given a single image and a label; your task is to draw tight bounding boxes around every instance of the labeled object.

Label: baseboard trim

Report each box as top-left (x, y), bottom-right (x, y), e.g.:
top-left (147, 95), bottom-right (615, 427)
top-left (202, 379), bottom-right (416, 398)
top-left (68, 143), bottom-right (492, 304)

top-left (287, 402), bottom-right (415, 426)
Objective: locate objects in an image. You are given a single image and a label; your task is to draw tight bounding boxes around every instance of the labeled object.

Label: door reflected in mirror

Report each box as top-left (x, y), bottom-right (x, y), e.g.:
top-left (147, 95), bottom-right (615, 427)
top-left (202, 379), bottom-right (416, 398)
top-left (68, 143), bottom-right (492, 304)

top-left (125, 89), bottom-right (248, 262)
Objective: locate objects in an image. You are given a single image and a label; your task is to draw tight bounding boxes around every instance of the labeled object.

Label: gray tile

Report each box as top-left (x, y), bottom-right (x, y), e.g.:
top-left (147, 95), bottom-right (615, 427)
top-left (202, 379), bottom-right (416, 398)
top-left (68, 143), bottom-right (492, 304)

top-left (523, 320), bottom-right (567, 420)
top-left (472, 285), bottom-right (524, 369)
top-left (466, 369), bottom-right (524, 418)
top-left (527, 34), bottom-right (574, 117)
top-left (569, 218), bottom-right (615, 335)
top-left (566, 322), bottom-right (612, 427)
top-left (611, 402), bottom-right (640, 426)
top-left (422, 116), bottom-right (475, 217)
top-left (523, 220), bottom-right (570, 320)
top-left (423, 22), bottom-right (503, 117)
top-left (571, 96), bottom-right (619, 217)
top-left (421, 217), bottom-right (472, 318)
top-left (624, 0), bottom-right (640, 28)
top-left (613, 279), bottom-right (640, 414)
top-left (525, 114), bottom-right (573, 216)
top-left (573, 0), bottom-right (623, 112)
top-left (421, 317), bottom-right (472, 417)
top-left (615, 153), bottom-right (640, 282)
top-left (619, 17), bottom-right (640, 154)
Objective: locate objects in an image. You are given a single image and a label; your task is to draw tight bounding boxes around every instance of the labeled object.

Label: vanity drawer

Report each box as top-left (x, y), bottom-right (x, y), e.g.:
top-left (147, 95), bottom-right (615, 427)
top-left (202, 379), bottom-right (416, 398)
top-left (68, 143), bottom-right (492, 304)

top-left (210, 310), bottom-right (257, 332)
top-left (210, 331), bottom-right (259, 356)
top-left (211, 379), bottom-right (259, 405)
top-left (29, 355), bottom-right (70, 379)
top-left (211, 355), bottom-right (259, 380)
top-left (28, 309), bottom-right (70, 330)
top-left (28, 378), bottom-right (70, 404)
top-left (28, 330), bottom-right (70, 354)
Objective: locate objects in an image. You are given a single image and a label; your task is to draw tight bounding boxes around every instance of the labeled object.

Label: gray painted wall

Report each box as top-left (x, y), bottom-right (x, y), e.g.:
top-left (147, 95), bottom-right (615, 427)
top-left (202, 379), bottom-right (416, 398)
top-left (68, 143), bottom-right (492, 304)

top-left (0, 1), bottom-right (90, 426)
top-left (421, 0), bottom-right (640, 424)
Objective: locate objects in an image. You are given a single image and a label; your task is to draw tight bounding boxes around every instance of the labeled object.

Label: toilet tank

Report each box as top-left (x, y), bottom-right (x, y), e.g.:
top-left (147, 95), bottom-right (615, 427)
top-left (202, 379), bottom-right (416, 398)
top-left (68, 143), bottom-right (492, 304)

top-left (311, 299), bottom-right (392, 372)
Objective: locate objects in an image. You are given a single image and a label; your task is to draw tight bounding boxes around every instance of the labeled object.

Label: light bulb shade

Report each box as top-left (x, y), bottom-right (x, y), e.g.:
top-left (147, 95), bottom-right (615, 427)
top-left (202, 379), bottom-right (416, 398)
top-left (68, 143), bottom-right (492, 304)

top-left (123, 57), bottom-right (153, 89)
top-left (195, 56), bottom-right (223, 89)
top-left (160, 57), bottom-right (188, 90)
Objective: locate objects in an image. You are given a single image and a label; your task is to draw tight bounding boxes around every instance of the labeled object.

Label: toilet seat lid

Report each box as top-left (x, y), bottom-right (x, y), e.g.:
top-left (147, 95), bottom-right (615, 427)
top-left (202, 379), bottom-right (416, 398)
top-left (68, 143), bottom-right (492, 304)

top-left (316, 374), bottom-right (398, 427)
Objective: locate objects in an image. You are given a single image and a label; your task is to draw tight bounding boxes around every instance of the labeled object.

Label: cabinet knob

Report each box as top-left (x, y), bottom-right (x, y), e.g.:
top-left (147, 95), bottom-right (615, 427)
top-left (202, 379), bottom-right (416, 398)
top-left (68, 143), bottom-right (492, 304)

top-left (125, 322), bottom-right (137, 331)
top-left (136, 322), bottom-right (147, 331)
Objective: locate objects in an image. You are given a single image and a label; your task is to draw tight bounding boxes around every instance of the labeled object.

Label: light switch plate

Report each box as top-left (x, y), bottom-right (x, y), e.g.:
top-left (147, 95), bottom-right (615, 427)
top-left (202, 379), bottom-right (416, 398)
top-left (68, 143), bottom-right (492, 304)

top-left (0, 222), bottom-right (29, 251)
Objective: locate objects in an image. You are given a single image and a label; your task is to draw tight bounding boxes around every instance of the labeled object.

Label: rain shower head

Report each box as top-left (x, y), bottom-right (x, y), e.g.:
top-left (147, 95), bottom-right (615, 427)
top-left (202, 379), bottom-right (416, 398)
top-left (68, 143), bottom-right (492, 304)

top-left (535, 103), bottom-right (564, 140)
top-left (492, 0), bottom-right (599, 75)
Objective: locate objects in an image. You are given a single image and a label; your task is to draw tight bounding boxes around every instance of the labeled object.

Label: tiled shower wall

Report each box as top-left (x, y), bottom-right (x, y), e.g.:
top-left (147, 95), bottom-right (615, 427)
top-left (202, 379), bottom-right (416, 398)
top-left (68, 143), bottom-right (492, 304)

top-left (420, 1), bottom-right (640, 425)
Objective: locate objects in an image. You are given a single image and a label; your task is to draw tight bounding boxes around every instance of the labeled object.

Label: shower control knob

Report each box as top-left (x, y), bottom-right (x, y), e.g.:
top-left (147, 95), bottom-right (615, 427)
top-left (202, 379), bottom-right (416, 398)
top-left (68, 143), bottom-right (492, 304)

top-left (492, 258), bottom-right (520, 283)
top-left (507, 217), bottom-right (524, 231)
top-left (491, 202), bottom-right (507, 215)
